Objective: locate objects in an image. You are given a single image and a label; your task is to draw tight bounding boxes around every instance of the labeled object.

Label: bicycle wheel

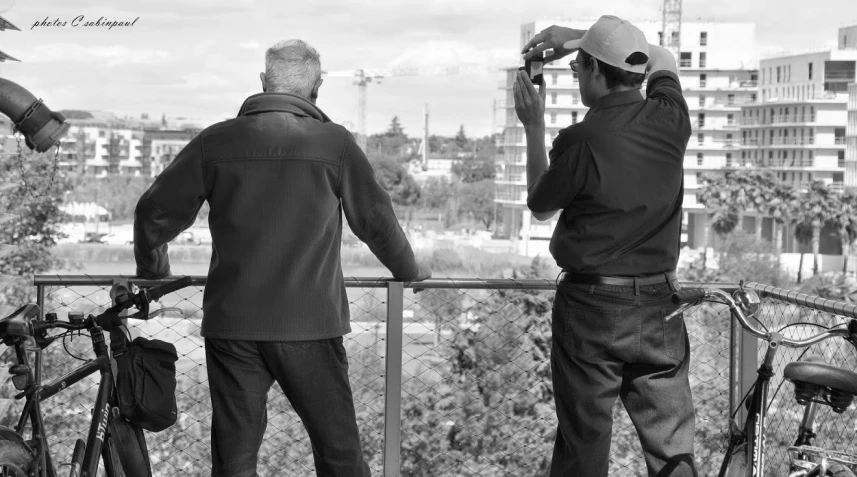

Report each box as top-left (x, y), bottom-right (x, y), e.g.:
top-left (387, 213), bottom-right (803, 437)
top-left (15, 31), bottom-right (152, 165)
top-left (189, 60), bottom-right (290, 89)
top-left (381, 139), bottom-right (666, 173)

top-left (107, 418), bottom-right (152, 477)
top-left (0, 437), bottom-right (33, 477)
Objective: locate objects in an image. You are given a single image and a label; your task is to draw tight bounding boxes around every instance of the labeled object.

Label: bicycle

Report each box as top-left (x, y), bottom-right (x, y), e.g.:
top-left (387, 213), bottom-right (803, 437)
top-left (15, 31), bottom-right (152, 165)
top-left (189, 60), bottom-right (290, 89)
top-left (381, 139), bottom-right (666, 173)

top-left (672, 282), bottom-right (857, 477)
top-left (0, 276), bottom-right (192, 477)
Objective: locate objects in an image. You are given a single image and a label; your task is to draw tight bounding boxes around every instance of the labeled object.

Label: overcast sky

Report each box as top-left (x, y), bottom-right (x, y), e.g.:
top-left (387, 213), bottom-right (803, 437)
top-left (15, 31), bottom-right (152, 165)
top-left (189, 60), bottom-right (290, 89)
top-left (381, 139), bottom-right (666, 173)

top-left (0, 0), bottom-right (855, 138)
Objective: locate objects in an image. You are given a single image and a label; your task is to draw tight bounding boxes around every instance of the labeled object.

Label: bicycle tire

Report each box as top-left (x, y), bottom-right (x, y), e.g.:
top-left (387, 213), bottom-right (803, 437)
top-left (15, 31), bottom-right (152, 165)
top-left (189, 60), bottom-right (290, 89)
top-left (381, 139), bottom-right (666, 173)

top-left (0, 437), bottom-right (34, 477)
top-left (108, 417), bottom-right (152, 477)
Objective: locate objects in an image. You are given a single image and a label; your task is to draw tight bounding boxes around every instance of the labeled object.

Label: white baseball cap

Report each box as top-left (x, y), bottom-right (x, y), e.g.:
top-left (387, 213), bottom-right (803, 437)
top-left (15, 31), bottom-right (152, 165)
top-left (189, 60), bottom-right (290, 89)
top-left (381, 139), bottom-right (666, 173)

top-left (563, 15), bottom-right (649, 74)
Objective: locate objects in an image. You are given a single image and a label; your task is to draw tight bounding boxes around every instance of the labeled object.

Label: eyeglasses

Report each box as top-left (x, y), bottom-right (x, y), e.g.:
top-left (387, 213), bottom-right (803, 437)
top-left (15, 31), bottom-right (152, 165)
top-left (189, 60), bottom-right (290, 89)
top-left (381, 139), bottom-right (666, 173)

top-left (568, 59), bottom-right (586, 73)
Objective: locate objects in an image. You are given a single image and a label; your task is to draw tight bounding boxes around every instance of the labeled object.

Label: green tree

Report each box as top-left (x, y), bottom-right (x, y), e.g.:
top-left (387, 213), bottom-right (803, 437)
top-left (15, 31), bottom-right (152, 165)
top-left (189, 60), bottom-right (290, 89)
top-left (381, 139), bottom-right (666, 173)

top-left (454, 125), bottom-right (468, 150)
top-left (697, 173), bottom-right (739, 268)
top-left (457, 180), bottom-right (496, 230)
top-left (105, 132), bottom-right (124, 174)
top-left (792, 222), bottom-right (814, 283)
top-left (761, 179), bottom-right (800, 269)
top-left (794, 181), bottom-right (840, 277)
top-left (66, 175), bottom-right (155, 222)
top-left (368, 155), bottom-right (421, 224)
top-left (0, 150), bottom-right (72, 307)
top-left (832, 193), bottom-right (857, 274)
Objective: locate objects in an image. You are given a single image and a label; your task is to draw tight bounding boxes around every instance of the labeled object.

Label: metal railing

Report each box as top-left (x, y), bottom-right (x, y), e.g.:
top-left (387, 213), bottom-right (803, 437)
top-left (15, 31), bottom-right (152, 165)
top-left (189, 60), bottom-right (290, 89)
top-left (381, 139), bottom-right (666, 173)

top-left (2, 276), bottom-right (855, 476)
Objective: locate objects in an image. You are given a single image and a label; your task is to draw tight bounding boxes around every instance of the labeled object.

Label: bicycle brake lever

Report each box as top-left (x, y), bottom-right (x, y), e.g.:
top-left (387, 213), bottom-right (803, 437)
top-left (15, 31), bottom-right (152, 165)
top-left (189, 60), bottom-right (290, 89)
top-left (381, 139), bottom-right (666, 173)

top-left (147, 307), bottom-right (184, 319)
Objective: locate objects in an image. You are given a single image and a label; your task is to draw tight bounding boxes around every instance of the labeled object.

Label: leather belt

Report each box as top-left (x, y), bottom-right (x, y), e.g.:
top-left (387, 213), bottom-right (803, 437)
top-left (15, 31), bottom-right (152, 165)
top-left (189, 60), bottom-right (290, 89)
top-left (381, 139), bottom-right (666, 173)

top-left (559, 270), bottom-right (677, 287)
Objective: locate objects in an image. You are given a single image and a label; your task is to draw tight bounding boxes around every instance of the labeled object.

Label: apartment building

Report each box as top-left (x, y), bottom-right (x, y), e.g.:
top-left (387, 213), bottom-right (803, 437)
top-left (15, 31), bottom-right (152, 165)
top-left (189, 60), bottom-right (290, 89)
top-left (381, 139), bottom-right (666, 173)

top-left (729, 28), bottom-right (857, 253)
top-left (846, 82), bottom-right (857, 194)
top-left (495, 19), bottom-right (758, 254)
top-left (54, 111), bottom-right (200, 177)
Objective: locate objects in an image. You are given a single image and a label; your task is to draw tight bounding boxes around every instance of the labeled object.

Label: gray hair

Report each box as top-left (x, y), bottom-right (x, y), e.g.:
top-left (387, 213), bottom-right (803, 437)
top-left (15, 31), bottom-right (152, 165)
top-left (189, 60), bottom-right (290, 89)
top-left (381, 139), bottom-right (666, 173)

top-left (264, 39), bottom-right (321, 98)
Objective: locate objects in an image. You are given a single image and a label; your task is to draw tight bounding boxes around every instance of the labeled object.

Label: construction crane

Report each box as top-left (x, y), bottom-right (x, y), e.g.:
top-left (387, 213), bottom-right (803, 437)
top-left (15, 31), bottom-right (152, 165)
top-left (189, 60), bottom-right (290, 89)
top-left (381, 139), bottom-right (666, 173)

top-left (661, 0), bottom-right (682, 69)
top-left (321, 65), bottom-right (504, 161)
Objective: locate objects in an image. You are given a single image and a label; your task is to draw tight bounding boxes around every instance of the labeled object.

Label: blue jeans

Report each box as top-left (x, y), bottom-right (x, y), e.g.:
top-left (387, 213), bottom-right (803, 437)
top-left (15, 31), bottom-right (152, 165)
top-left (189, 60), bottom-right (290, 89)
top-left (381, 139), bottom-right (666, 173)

top-left (549, 280), bottom-right (698, 477)
top-left (205, 337), bottom-right (371, 477)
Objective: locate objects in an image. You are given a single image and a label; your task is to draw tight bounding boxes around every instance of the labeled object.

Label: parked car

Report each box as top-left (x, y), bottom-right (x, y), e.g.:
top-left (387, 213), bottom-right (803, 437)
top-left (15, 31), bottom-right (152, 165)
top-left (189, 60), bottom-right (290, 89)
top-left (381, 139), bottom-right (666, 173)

top-left (79, 232), bottom-right (107, 244)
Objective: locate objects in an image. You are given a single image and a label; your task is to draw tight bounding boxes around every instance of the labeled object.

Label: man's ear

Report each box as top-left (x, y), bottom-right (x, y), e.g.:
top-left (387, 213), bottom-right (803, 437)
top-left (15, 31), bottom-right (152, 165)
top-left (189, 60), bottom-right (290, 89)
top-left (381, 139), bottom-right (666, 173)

top-left (310, 77), bottom-right (323, 102)
top-left (259, 72), bottom-right (267, 92)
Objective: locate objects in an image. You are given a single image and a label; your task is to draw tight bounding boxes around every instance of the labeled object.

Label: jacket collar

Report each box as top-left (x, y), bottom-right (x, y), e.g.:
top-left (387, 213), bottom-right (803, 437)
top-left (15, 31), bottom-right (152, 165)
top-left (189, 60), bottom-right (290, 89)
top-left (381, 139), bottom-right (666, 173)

top-left (590, 89), bottom-right (644, 113)
top-left (237, 92), bottom-right (332, 122)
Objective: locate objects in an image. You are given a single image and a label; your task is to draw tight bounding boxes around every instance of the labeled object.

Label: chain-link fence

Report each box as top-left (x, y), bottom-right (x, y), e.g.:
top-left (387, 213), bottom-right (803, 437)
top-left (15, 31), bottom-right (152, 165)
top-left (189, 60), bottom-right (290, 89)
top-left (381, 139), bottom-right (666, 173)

top-left (0, 276), bottom-right (852, 476)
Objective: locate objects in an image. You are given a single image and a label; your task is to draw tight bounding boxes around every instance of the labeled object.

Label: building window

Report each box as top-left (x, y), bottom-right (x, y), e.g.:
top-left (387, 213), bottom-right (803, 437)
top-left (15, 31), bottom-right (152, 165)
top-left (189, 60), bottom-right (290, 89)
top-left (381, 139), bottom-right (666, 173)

top-left (808, 62), bottom-right (813, 80)
top-left (699, 52), bottom-right (707, 68)
top-left (699, 95), bottom-right (705, 107)
top-left (700, 31), bottom-right (708, 46)
top-left (727, 114), bottom-right (734, 125)
top-left (726, 153), bottom-right (733, 167)
top-left (698, 133), bottom-right (704, 145)
top-left (726, 133), bottom-right (733, 144)
top-left (699, 74), bottom-right (707, 87)
top-left (697, 153), bottom-right (704, 166)
top-left (840, 150), bottom-right (846, 168)
top-left (571, 93), bottom-right (579, 104)
top-left (727, 94), bottom-right (735, 105)
top-left (572, 112), bottom-right (578, 124)
top-left (551, 93), bottom-right (557, 105)
top-left (751, 93), bottom-right (757, 102)
top-left (698, 113), bottom-right (705, 128)
top-left (680, 52), bottom-right (692, 68)
top-left (551, 73), bottom-right (558, 85)
top-left (99, 130), bottom-right (105, 138)
top-left (776, 66), bottom-right (781, 83)
top-left (550, 112), bottom-right (557, 124)
top-left (572, 71), bottom-right (578, 81)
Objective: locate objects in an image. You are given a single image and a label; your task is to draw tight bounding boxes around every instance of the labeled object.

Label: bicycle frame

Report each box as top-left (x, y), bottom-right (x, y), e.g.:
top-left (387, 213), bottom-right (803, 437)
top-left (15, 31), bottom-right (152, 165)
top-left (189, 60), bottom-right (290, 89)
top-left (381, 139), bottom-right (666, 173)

top-left (10, 324), bottom-right (122, 477)
top-left (718, 332), bottom-right (784, 477)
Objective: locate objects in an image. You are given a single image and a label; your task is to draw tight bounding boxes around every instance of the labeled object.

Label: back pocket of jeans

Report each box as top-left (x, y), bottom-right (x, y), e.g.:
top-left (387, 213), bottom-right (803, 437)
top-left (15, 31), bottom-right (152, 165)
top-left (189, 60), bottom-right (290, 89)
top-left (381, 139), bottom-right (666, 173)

top-left (663, 307), bottom-right (687, 361)
top-left (557, 300), bottom-right (622, 360)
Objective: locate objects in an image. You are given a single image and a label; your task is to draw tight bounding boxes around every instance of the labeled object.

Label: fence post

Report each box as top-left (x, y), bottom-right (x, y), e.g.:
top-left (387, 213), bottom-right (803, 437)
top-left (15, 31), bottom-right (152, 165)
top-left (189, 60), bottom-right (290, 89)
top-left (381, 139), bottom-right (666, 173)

top-left (382, 282), bottom-right (404, 477)
top-left (731, 313), bottom-right (758, 423)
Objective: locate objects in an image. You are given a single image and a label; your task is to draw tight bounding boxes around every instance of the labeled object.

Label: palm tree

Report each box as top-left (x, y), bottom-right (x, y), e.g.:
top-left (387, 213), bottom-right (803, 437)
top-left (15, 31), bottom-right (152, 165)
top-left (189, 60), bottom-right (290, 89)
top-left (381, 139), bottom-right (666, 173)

top-left (762, 181), bottom-right (800, 269)
top-left (697, 173), bottom-right (739, 269)
top-left (792, 222), bottom-right (813, 283)
top-left (832, 193), bottom-right (857, 273)
top-left (794, 181), bottom-right (840, 277)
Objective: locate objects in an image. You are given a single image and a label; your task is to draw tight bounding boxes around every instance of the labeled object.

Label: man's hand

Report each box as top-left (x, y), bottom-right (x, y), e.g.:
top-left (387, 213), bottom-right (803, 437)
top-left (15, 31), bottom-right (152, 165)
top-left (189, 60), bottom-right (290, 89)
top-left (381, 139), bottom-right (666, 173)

top-left (522, 25), bottom-right (586, 63)
top-left (413, 261), bottom-right (432, 282)
top-left (513, 70), bottom-right (546, 129)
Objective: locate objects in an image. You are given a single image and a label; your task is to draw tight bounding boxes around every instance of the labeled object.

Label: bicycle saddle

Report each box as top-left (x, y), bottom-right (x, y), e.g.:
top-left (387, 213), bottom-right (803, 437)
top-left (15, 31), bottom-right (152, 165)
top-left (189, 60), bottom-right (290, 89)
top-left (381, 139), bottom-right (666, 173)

top-left (0, 303), bottom-right (38, 338)
top-left (784, 356), bottom-right (857, 397)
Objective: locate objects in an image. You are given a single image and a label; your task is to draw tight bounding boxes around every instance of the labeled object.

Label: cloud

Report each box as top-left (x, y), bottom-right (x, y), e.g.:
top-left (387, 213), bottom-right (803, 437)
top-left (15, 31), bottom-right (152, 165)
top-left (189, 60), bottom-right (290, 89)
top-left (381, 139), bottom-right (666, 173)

top-left (25, 44), bottom-right (173, 66)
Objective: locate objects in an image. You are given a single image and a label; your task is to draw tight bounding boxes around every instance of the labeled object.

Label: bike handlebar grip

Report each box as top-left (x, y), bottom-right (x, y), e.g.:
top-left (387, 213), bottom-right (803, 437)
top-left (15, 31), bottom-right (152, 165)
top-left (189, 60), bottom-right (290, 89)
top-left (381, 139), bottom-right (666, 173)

top-left (147, 276), bottom-right (192, 302)
top-left (671, 289), bottom-right (708, 305)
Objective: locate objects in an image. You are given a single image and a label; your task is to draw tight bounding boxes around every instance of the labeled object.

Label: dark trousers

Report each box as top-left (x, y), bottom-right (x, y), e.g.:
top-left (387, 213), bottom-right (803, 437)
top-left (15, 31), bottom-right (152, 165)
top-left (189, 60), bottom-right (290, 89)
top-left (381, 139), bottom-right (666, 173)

top-left (205, 337), bottom-right (371, 477)
top-left (549, 280), bottom-right (698, 477)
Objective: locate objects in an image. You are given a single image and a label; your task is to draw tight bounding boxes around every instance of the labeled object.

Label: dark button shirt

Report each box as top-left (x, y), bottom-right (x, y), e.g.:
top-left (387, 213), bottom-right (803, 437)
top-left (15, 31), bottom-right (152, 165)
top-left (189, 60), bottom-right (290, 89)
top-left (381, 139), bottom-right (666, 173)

top-left (527, 71), bottom-right (691, 276)
top-left (134, 93), bottom-right (419, 341)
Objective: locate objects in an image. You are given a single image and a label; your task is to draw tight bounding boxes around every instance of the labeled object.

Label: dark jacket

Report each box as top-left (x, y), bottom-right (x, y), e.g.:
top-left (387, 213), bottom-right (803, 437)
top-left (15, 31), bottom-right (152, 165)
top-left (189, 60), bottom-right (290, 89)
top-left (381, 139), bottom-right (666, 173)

top-left (134, 92), bottom-right (420, 341)
top-left (527, 71), bottom-right (690, 276)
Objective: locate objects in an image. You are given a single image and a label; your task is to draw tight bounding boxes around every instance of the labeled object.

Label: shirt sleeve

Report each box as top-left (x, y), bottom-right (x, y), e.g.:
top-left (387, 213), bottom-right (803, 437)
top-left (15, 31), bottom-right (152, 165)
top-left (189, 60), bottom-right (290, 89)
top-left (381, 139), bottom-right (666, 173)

top-left (338, 133), bottom-right (420, 281)
top-left (646, 70), bottom-right (689, 120)
top-left (526, 136), bottom-right (590, 214)
top-left (133, 132), bottom-right (208, 279)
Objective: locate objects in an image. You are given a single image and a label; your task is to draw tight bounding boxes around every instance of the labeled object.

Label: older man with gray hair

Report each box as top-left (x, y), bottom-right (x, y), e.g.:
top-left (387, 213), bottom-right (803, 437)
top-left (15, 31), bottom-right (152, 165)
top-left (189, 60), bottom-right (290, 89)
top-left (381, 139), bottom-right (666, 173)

top-left (133, 39), bottom-right (430, 476)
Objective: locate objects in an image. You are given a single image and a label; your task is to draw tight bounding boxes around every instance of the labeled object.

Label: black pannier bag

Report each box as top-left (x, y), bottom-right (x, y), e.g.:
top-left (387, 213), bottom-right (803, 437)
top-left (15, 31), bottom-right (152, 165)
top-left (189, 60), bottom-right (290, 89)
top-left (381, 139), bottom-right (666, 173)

top-left (114, 336), bottom-right (179, 432)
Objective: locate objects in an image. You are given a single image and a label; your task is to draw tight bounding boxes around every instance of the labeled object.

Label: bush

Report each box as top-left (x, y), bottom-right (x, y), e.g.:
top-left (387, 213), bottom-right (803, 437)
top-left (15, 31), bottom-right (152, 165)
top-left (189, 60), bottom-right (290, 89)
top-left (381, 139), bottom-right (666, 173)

top-left (716, 231), bottom-right (790, 286)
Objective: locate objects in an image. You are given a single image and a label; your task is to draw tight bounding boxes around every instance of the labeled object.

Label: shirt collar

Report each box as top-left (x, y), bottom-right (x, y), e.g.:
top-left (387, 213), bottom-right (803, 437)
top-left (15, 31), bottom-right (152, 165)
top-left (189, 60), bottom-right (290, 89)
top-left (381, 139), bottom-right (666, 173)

top-left (237, 92), bottom-right (331, 122)
top-left (590, 89), bottom-right (645, 113)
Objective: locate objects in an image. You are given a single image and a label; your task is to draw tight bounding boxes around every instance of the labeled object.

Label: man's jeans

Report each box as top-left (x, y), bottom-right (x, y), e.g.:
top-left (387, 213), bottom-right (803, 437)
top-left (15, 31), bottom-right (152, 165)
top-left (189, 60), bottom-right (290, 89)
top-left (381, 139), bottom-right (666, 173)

top-left (549, 280), bottom-right (698, 477)
top-left (205, 337), bottom-right (371, 477)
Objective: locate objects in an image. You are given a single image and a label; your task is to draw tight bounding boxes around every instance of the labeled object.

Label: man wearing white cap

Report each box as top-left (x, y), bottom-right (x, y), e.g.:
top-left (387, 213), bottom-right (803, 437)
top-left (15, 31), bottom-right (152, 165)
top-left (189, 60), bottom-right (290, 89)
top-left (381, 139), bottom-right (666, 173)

top-left (514, 15), bottom-right (696, 476)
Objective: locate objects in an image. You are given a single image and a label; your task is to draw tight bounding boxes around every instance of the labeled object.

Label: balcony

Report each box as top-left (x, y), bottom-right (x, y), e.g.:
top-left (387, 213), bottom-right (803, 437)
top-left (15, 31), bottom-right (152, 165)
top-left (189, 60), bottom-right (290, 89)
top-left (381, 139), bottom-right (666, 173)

top-left (740, 115), bottom-right (816, 126)
top-left (12, 276), bottom-right (857, 476)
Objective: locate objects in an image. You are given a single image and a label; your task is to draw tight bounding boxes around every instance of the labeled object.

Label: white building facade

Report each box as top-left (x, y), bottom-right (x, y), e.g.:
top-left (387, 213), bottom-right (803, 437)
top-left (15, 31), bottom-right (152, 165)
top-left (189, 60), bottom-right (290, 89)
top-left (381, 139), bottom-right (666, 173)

top-left (846, 82), bottom-right (857, 194)
top-left (495, 19), bottom-right (758, 254)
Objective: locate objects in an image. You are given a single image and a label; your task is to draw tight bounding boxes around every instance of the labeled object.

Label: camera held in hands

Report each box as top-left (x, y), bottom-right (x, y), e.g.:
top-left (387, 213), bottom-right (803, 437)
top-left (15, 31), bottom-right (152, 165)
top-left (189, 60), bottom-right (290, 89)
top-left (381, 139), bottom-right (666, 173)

top-left (520, 52), bottom-right (544, 85)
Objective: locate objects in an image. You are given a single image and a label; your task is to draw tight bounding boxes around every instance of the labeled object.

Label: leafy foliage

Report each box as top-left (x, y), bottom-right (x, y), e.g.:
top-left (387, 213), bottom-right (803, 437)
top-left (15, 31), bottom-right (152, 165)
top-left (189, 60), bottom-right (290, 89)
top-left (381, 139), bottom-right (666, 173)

top-left (0, 150), bottom-right (72, 307)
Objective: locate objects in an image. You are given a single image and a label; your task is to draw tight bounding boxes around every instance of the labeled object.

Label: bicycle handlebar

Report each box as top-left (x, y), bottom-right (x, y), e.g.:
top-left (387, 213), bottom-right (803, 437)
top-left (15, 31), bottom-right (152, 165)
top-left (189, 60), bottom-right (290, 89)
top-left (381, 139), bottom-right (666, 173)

top-left (673, 287), bottom-right (853, 348)
top-left (31, 276), bottom-right (192, 337)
